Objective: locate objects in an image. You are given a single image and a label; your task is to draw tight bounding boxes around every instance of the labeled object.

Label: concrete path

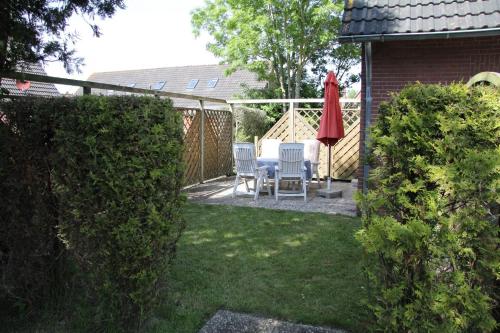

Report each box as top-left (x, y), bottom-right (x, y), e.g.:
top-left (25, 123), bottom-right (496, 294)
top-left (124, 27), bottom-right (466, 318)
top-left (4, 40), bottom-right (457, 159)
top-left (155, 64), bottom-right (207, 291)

top-left (185, 177), bottom-right (358, 216)
top-left (198, 310), bottom-right (348, 333)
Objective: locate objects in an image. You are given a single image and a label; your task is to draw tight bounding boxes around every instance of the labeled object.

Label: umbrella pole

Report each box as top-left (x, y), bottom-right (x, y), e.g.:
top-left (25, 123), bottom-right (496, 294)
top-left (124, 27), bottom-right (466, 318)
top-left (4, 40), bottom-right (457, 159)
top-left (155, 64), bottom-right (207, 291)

top-left (327, 144), bottom-right (331, 191)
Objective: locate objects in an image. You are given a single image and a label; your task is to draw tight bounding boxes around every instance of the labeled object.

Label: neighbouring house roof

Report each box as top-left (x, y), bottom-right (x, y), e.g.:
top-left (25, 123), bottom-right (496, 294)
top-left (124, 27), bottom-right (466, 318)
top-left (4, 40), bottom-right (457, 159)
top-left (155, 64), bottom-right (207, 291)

top-left (339, 0), bottom-right (500, 42)
top-left (80, 64), bottom-right (267, 109)
top-left (1, 62), bottom-right (60, 97)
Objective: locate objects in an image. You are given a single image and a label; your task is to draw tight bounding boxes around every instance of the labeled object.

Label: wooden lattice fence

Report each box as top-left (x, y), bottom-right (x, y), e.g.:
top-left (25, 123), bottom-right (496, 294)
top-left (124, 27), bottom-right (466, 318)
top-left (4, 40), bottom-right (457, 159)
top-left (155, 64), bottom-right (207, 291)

top-left (178, 108), bottom-right (233, 186)
top-left (256, 99), bottom-right (361, 180)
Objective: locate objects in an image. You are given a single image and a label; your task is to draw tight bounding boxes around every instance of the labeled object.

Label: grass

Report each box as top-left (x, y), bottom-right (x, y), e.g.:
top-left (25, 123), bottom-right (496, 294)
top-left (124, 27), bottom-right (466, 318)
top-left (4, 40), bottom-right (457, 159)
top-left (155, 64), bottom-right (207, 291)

top-left (5, 203), bottom-right (369, 332)
top-left (150, 203), bottom-right (368, 333)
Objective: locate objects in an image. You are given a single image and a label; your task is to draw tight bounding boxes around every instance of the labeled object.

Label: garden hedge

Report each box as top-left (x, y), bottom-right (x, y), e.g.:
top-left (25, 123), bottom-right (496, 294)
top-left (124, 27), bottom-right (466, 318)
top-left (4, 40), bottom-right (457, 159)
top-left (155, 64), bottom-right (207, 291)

top-left (0, 98), bottom-right (66, 314)
top-left (0, 96), bottom-right (185, 330)
top-left (357, 83), bottom-right (499, 332)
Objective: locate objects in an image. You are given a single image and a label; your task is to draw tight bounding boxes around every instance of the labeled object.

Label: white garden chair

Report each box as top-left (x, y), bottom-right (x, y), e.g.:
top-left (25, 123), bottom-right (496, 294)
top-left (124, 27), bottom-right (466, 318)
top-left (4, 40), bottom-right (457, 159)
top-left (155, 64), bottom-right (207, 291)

top-left (275, 143), bottom-right (307, 202)
top-left (260, 139), bottom-right (282, 159)
top-left (302, 139), bottom-right (321, 187)
top-left (233, 143), bottom-right (271, 200)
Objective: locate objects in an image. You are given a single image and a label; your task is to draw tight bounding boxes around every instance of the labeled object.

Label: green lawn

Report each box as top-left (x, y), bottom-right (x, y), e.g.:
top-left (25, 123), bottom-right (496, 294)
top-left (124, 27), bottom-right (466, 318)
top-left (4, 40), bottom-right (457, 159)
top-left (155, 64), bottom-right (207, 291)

top-left (6, 203), bottom-right (368, 333)
top-left (150, 203), bottom-right (368, 333)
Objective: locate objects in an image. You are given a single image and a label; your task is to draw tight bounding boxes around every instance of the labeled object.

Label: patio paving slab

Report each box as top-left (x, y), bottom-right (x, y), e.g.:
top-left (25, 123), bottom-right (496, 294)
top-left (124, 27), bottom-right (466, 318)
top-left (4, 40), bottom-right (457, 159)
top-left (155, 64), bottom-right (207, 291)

top-left (185, 177), bottom-right (358, 216)
top-left (198, 310), bottom-right (348, 333)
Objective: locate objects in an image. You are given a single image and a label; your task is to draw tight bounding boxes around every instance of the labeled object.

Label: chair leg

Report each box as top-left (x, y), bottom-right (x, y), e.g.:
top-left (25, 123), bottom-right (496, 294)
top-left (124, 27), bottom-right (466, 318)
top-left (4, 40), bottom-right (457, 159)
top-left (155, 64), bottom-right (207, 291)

top-left (233, 175), bottom-right (240, 198)
top-left (303, 179), bottom-right (307, 202)
top-left (254, 177), bottom-right (261, 200)
top-left (275, 175), bottom-right (279, 201)
top-left (253, 179), bottom-right (257, 192)
top-left (303, 174), bottom-right (307, 202)
top-left (265, 176), bottom-right (271, 196)
top-left (244, 178), bottom-right (249, 192)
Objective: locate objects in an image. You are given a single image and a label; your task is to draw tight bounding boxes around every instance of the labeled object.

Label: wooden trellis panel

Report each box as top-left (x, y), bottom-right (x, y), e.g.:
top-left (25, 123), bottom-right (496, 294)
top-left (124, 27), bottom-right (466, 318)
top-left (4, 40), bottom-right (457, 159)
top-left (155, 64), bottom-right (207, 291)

top-left (204, 110), bottom-right (233, 180)
top-left (178, 108), bottom-right (233, 186)
top-left (257, 100), bottom-right (361, 180)
top-left (180, 108), bottom-right (201, 186)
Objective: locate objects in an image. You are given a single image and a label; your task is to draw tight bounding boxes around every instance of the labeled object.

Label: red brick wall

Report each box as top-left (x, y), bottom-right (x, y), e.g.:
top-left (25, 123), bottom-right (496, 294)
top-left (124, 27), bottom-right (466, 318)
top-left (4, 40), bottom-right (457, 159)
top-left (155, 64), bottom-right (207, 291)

top-left (358, 36), bottom-right (500, 187)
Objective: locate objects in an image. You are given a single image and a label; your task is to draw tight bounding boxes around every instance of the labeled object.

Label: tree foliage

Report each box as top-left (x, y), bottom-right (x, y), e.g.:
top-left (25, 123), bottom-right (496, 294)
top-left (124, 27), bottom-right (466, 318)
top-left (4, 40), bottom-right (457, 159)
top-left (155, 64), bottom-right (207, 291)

top-left (0, 0), bottom-right (124, 75)
top-left (192, 0), bottom-right (357, 99)
top-left (310, 42), bottom-right (361, 94)
top-left (357, 83), bottom-right (499, 332)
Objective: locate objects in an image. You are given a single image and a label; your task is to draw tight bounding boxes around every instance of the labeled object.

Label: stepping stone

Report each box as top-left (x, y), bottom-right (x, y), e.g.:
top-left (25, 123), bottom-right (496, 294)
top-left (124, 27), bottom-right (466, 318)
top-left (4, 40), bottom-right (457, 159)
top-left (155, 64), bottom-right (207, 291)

top-left (198, 310), bottom-right (348, 333)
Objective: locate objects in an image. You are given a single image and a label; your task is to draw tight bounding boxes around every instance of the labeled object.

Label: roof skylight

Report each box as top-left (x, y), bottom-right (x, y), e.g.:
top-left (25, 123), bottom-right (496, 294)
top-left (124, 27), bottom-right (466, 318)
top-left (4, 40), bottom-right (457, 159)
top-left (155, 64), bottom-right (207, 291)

top-left (186, 79), bottom-right (199, 89)
top-left (151, 81), bottom-right (166, 90)
top-left (207, 78), bottom-right (219, 88)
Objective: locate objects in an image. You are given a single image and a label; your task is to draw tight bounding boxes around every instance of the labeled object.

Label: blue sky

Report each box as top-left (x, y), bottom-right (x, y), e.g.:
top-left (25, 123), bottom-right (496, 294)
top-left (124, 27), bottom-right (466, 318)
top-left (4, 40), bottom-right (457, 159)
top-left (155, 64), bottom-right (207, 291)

top-left (46, 0), bottom-right (218, 93)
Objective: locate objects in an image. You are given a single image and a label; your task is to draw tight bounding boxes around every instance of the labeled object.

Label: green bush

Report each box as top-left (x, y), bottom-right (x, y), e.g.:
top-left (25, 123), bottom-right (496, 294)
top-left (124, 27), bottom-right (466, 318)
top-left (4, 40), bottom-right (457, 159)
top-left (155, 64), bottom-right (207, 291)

top-left (0, 96), bottom-right (185, 330)
top-left (234, 106), bottom-right (270, 142)
top-left (54, 96), bottom-right (185, 330)
top-left (357, 83), bottom-right (499, 332)
top-left (0, 98), bottom-right (67, 313)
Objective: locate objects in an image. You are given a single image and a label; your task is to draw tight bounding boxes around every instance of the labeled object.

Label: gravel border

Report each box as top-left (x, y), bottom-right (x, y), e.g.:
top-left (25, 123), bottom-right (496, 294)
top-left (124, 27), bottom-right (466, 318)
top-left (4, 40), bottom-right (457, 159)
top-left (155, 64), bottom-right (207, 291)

top-left (185, 177), bottom-right (358, 217)
top-left (198, 310), bottom-right (348, 333)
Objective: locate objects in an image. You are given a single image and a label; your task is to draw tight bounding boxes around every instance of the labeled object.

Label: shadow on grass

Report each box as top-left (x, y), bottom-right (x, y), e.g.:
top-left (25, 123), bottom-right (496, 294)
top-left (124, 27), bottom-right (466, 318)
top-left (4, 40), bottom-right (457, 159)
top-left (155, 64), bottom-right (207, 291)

top-left (153, 203), bottom-right (369, 333)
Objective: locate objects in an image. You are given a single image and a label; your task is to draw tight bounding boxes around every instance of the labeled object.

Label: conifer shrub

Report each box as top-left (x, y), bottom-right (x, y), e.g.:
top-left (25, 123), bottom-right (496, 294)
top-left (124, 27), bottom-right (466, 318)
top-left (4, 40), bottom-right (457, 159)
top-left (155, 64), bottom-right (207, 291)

top-left (0, 96), bottom-right (185, 330)
top-left (54, 96), bottom-right (185, 329)
top-left (357, 83), bottom-right (499, 332)
top-left (0, 98), bottom-right (67, 313)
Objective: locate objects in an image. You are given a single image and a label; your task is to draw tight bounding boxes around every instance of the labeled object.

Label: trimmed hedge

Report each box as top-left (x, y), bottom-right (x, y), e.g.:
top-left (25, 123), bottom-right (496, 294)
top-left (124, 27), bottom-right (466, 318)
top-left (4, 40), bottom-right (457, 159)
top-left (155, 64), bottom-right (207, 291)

top-left (357, 83), bottom-right (499, 332)
top-left (0, 98), bottom-right (66, 313)
top-left (0, 96), bottom-right (185, 330)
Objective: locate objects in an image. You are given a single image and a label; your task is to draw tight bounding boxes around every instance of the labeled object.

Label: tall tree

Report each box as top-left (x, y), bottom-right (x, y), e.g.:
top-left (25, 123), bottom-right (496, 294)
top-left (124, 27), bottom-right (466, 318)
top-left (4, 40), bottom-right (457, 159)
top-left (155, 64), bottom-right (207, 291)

top-left (192, 0), bottom-right (348, 99)
top-left (310, 42), bottom-right (361, 95)
top-left (0, 0), bottom-right (125, 78)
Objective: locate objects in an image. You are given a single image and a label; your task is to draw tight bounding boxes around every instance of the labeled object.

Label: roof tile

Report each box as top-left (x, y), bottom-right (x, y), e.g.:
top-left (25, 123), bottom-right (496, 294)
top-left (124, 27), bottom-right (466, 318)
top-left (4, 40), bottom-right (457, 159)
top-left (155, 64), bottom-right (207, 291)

top-left (340, 0), bottom-right (500, 40)
top-left (79, 64), bottom-right (266, 109)
top-left (1, 63), bottom-right (60, 97)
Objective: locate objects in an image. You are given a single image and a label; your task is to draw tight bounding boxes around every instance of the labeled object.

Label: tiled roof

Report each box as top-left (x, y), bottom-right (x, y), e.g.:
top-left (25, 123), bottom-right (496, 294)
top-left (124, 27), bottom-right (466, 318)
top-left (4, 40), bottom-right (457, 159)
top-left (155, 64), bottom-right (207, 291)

top-left (1, 62), bottom-right (60, 97)
top-left (80, 64), bottom-right (267, 109)
top-left (339, 0), bottom-right (500, 42)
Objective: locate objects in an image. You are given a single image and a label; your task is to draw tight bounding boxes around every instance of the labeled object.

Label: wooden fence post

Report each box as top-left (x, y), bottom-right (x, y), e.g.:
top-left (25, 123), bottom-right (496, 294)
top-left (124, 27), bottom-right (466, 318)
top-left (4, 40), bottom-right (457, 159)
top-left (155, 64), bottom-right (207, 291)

top-left (288, 102), bottom-right (295, 142)
top-left (228, 103), bottom-right (235, 172)
top-left (199, 100), bottom-right (205, 183)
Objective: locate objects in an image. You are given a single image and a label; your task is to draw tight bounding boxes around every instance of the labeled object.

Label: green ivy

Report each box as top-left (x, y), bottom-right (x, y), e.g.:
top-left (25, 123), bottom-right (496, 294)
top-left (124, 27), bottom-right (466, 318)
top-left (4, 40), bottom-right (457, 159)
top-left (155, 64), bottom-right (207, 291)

top-left (357, 83), bottom-right (499, 332)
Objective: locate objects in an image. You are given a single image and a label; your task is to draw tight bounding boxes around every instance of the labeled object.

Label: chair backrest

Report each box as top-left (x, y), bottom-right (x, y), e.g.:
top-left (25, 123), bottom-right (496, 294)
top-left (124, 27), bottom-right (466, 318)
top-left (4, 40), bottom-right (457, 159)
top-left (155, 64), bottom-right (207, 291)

top-left (260, 139), bottom-right (282, 159)
top-left (233, 143), bottom-right (257, 175)
top-left (302, 139), bottom-right (321, 164)
top-left (278, 143), bottom-right (304, 177)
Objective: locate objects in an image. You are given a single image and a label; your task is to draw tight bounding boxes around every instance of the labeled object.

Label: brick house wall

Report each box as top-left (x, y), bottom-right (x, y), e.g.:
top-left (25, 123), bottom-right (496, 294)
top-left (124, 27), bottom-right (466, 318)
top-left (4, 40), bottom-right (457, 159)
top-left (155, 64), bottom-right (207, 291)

top-left (358, 36), bottom-right (500, 187)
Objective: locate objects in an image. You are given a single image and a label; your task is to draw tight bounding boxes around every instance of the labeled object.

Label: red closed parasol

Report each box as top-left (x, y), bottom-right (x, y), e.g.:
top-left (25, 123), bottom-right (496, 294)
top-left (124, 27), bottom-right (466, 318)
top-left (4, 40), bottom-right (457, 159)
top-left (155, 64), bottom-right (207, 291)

top-left (16, 80), bottom-right (31, 92)
top-left (316, 71), bottom-right (344, 190)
